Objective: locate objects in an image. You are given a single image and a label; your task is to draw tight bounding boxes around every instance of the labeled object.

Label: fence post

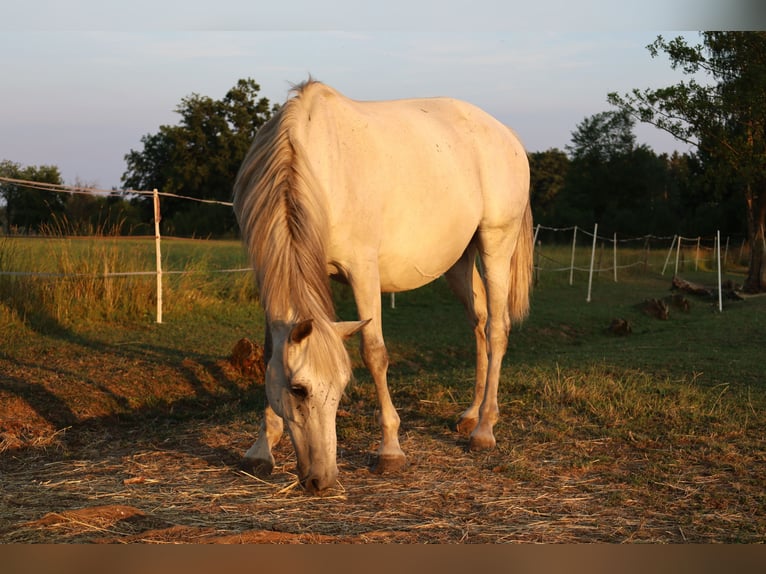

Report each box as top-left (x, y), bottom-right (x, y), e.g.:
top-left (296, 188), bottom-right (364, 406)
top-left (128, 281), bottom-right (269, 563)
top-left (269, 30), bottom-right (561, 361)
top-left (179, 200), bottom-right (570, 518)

top-left (695, 237), bottom-right (701, 271)
top-left (586, 223), bottom-right (598, 303)
top-left (662, 235), bottom-right (676, 275)
top-left (569, 226), bottom-right (577, 286)
top-left (643, 236), bottom-right (650, 273)
top-left (613, 232), bottom-right (618, 282)
top-left (674, 235), bottom-right (682, 276)
top-left (716, 230), bottom-right (723, 312)
top-left (153, 188), bottom-right (163, 324)
top-left (760, 226), bottom-right (766, 286)
top-left (532, 224), bottom-right (541, 286)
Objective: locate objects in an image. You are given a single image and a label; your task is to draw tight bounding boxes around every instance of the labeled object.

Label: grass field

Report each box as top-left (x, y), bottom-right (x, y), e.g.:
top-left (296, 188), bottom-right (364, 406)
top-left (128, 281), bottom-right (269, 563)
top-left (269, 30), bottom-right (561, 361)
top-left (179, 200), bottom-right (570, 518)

top-left (0, 237), bottom-right (764, 542)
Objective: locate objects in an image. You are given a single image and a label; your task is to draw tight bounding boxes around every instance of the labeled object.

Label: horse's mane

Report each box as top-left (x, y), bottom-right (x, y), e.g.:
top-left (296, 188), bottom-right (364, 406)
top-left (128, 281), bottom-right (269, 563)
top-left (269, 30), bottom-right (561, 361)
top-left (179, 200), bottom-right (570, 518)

top-left (233, 80), bottom-right (335, 325)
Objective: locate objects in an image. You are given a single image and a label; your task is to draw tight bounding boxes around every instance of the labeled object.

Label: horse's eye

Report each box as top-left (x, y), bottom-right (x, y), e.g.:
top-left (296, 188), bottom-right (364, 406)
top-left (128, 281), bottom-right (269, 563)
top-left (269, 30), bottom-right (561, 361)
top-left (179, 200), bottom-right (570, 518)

top-left (289, 383), bottom-right (309, 400)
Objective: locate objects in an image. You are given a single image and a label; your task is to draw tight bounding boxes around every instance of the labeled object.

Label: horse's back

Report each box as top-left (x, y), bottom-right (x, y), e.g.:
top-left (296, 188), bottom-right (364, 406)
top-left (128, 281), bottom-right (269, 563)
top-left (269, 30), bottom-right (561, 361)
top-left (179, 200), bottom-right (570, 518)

top-left (295, 83), bottom-right (529, 291)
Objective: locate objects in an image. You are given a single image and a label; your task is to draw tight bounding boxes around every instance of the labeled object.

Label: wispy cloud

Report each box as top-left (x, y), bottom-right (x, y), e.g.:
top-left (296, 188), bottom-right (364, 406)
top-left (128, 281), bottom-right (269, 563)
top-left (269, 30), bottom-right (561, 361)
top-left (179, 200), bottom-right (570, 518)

top-left (389, 33), bottom-right (596, 72)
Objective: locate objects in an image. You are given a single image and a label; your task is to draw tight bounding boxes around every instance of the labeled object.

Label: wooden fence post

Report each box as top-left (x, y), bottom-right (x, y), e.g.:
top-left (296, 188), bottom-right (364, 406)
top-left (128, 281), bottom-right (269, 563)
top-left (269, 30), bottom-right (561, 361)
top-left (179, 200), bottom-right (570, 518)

top-left (569, 226), bottom-right (577, 286)
top-left (153, 189), bottom-right (163, 324)
top-left (716, 230), bottom-right (723, 312)
top-left (643, 236), bottom-right (650, 273)
top-left (662, 235), bottom-right (676, 275)
top-left (694, 236), bottom-right (701, 271)
top-left (586, 223), bottom-right (598, 303)
top-left (674, 236), bottom-right (683, 276)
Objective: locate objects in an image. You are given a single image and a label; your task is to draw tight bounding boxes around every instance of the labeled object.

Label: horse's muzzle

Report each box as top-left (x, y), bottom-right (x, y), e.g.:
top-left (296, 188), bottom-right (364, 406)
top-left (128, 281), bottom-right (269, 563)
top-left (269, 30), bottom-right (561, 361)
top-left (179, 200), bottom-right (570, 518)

top-left (300, 470), bottom-right (338, 495)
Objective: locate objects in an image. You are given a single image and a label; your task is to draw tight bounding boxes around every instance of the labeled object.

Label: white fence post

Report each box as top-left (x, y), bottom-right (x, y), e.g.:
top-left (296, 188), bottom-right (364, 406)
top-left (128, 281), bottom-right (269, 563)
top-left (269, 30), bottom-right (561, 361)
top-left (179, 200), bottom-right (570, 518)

top-left (569, 226), bottom-right (577, 286)
top-left (586, 223), bottom-right (598, 303)
top-left (153, 188), bottom-right (163, 324)
top-left (662, 235), bottom-right (676, 276)
top-left (674, 235), bottom-right (682, 276)
top-left (716, 230), bottom-right (723, 312)
top-left (695, 236), bottom-right (701, 271)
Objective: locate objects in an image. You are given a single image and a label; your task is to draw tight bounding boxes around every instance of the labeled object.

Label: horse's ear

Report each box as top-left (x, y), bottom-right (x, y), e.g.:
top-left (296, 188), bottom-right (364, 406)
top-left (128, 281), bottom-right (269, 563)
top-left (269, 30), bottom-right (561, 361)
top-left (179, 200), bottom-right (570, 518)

top-left (289, 319), bottom-right (314, 344)
top-left (333, 319), bottom-right (370, 340)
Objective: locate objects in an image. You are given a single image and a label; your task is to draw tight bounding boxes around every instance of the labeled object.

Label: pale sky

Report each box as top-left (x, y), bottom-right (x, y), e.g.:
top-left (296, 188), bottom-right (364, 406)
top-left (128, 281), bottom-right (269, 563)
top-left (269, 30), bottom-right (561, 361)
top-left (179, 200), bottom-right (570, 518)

top-left (0, 1), bottom-right (760, 190)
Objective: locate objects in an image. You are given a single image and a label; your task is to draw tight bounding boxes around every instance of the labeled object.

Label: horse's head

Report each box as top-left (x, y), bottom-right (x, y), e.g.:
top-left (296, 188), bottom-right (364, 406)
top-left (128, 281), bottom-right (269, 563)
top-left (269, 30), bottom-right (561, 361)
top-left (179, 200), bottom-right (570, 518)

top-left (265, 318), bottom-right (367, 494)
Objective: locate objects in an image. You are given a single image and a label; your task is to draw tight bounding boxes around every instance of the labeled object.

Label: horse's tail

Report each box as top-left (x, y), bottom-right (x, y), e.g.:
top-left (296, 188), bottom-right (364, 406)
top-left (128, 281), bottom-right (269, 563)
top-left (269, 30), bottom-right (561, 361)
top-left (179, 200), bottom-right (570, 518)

top-left (508, 200), bottom-right (534, 325)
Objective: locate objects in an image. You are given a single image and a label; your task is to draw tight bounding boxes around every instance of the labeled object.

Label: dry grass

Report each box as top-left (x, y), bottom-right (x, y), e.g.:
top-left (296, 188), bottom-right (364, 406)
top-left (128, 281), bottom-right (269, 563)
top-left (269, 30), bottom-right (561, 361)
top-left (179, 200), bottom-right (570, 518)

top-left (1, 353), bottom-right (763, 543)
top-left (4, 425), bottom-right (762, 543)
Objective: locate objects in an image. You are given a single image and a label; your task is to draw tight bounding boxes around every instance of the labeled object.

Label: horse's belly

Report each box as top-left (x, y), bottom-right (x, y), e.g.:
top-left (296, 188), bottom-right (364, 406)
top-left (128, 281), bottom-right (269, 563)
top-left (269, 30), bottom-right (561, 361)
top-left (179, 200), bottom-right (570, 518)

top-left (377, 262), bottom-right (446, 292)
top-left (376, 222), bottom-right (476, 292)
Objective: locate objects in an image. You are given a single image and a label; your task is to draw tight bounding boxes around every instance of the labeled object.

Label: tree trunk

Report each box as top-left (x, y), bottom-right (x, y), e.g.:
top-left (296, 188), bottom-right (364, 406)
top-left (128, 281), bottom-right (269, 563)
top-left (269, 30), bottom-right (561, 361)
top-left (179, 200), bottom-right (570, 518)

top-left (743, 183), bottom-right (766, 293)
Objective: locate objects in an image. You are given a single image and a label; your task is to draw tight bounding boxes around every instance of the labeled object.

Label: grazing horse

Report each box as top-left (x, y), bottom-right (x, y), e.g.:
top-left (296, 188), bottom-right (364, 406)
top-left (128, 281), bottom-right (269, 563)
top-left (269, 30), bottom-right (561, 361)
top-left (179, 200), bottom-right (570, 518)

top-left (233, 80), bottom-right (533, 494)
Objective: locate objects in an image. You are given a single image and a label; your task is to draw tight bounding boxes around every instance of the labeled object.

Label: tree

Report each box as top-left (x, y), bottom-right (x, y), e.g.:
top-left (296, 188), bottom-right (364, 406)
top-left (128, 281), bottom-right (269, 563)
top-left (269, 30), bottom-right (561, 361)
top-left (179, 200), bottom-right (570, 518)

top-left (547, 110), bottom-right (682, 237)
top-left (528, 148), bottom-right (569, 224)
top-left (567, 110), bottom-right (636, 162)
top-left (122, 78), bottom-right (276, 236)
top-left (566, 111), bottom-right (637, 226)
top-left (608, 32), bottom-right (766, 292)
top-left (560, 110), bottom-right (638, 232)
top-left (60, 184), bottom-right (145, 236)
top-left (0, 160), bottom-right (64, 233)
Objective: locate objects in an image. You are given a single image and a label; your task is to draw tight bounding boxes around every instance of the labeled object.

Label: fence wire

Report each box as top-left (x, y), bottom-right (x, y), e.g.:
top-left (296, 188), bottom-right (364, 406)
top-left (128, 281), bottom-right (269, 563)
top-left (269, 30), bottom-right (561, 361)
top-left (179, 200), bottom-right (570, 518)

top-left (0, 178), bottom-right (748, 315)
top-left (0, 176), bottom-right (233, 206)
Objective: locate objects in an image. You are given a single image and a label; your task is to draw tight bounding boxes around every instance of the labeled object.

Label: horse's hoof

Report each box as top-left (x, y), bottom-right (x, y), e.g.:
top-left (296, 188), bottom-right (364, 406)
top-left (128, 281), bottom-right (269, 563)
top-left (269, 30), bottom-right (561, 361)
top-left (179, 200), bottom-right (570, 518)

top-left (456, 416), bottom-right (478, 436)
top-left (240, 457), bottom-right (274, 478)
top-left (468, 433), bottom-right (496, 452)
top-left (371, 454), bottom-right (407, 475)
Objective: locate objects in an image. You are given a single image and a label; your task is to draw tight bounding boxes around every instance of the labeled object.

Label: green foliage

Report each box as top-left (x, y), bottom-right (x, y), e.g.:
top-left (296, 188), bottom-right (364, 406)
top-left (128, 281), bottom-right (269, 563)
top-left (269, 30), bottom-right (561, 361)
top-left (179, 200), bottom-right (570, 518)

top-left (566, 110), bottom-right (636, 162)
top-left (562, 112), bottom-right (668, 235)
top-left (528, 148), bottom-right (568, 222)
top-left (608, 32), bottom-right (766, 292)
top-left (529, 115), bottom-right (738, 238)
top-left (0, 160), bottom-right (64, 232)
top-left (122, 78), bottom-right (276, 236)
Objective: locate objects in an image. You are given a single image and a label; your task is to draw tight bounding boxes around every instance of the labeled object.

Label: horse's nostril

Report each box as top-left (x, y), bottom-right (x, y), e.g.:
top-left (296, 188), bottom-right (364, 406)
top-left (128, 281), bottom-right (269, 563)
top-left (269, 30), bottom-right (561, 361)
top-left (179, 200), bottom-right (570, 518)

top-left (302, 473), bottom-right (337, 495)
top-left (303, 477), bottom-right (322, 494)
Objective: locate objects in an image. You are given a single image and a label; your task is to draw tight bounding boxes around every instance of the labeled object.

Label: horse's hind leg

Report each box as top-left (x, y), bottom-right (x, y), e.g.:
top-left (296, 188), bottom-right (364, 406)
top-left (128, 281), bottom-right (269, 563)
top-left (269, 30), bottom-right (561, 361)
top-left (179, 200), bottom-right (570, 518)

top-left (241, 403), bottom-right (284, 477)
top-left (445, 246), bottom-right (488, 436)
top-left (469, 227), bottom-right (515, 451)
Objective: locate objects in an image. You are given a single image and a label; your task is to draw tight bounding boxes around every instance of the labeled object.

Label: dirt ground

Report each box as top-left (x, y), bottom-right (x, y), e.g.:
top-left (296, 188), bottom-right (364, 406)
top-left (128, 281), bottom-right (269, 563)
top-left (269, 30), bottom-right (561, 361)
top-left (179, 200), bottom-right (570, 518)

top-left (1, 334), bottom-right (764, 543)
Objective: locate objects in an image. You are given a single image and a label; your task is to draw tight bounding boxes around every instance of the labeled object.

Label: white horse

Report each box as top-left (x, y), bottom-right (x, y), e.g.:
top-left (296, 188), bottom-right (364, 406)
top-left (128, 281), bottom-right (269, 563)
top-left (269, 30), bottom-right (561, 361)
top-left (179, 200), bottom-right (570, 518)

top-left (233, 80), bottom-right (533, 494)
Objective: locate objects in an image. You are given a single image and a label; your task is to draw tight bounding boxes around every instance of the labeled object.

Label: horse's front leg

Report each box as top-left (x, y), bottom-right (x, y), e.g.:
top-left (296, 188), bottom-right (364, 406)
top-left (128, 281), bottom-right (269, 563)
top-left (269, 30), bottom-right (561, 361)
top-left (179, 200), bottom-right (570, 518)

top-left (350, 272), bottom-right (407, 474)
top-left (241, 403), bottom-right (284, 477)
top-left (361, 327), bottom-right (407, 473)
